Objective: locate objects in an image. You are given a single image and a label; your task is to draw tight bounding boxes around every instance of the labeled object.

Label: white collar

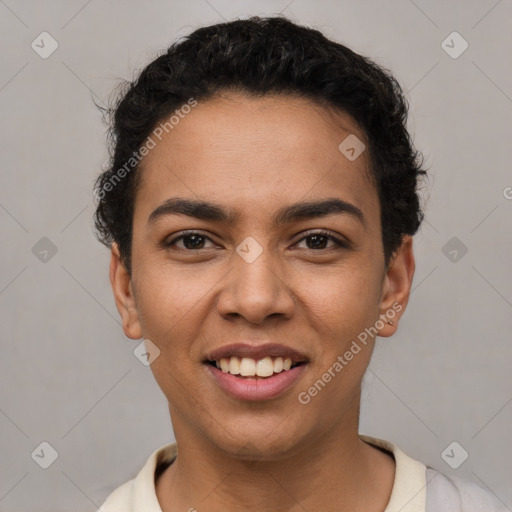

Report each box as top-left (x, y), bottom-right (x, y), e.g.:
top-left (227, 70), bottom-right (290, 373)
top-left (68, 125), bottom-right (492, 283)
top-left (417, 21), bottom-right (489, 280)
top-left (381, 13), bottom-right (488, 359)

top-left (360, 434), bottom-right (427, 512)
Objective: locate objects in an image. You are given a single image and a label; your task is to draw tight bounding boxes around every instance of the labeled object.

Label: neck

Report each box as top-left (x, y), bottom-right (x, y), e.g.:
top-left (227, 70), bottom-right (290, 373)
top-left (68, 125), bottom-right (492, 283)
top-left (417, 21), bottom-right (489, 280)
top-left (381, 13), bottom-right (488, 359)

top-left (156, 416), bottom-right (395, 512)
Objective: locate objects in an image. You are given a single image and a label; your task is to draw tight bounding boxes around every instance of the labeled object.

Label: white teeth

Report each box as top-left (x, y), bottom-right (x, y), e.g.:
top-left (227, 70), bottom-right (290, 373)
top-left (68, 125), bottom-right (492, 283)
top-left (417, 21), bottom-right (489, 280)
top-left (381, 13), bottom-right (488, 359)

top-left (239, 357), bottom-right (256, 376)
top-left (256, 357), bottom-right (274, 377)
top-left (229, 356), bottom-right (240, 375)
top-left (214, 356), bottom-right (296, 377)
top-left (220, 358), bottom-right (229, 373)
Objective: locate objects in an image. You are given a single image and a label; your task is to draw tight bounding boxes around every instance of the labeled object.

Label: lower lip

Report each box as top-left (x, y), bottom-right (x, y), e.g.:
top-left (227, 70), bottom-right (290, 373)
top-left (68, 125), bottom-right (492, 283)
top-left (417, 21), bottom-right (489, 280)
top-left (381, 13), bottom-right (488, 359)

top-left (205, 364), bottom-right (307, 401)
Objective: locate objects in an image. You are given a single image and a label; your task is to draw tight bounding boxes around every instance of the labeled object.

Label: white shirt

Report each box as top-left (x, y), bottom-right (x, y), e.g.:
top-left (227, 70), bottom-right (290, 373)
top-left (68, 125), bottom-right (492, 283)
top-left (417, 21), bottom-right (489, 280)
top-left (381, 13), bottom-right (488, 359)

top-left (100, 435), bottom-right (508, 511)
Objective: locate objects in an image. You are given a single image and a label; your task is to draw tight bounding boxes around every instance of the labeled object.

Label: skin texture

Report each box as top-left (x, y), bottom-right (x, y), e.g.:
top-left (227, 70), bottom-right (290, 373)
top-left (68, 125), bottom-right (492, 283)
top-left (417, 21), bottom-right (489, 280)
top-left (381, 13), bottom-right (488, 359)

top-left (110, 91), bottom-right (416, 511)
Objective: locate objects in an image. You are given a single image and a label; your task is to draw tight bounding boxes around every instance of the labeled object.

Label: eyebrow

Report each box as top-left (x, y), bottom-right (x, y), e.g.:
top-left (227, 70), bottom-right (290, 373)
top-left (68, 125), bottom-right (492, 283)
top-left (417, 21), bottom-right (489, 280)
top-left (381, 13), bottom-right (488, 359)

top-left (148, 197), bottom-right (366, 228)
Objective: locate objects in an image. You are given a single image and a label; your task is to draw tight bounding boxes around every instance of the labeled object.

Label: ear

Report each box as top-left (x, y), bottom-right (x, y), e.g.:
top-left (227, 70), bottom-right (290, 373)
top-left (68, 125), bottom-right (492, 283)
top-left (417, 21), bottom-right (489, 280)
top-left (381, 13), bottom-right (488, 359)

top-left (110, 243), bottom-right (142, 340)
top-left (377, 235), bottom-right (416, 337)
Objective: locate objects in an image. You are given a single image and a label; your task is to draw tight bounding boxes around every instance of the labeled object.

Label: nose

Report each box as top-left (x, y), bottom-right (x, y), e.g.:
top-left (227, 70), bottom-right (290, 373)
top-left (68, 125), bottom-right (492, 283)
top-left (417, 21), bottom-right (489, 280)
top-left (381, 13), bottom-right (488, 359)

top-left (216, 241), bottom-right (295, 325)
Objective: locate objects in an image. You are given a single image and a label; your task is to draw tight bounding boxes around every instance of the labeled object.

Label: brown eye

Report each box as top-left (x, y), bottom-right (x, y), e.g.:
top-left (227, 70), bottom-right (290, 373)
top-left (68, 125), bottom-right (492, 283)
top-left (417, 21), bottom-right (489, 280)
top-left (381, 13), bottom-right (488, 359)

top-left (165, 232), bottom-right (216, 250)
top-left (295, 231), bottom-right (348, 251)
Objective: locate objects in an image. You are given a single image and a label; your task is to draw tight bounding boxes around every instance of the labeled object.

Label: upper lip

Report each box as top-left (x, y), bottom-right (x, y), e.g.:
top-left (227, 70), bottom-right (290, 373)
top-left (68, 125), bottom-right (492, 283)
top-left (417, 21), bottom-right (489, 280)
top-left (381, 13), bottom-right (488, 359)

top-left (205, 343), bottom-right (309, 364)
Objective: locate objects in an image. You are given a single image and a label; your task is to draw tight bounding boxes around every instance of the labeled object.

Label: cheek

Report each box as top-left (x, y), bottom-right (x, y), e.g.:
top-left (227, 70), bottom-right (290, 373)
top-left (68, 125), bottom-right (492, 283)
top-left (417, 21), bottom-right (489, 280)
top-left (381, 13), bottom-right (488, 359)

top-left (134, 259), bottom-right (205, 331)
top-left (301, 262), bottom-right (382, 329)
top-left (135, 271), bottom-right (205, 407)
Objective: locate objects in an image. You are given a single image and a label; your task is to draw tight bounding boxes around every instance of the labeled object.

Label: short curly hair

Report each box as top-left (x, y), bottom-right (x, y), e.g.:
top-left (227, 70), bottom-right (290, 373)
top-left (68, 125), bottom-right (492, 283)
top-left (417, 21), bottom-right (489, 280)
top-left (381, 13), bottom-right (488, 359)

top-left (93, 15), bottom-right (427, 274)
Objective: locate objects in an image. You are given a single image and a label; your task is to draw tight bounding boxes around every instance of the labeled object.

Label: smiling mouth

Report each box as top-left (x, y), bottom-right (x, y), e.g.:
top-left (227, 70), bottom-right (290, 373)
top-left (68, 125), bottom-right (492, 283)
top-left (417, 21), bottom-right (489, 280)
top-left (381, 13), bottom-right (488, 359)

top-left (205, 356), bottom-right (306, 378)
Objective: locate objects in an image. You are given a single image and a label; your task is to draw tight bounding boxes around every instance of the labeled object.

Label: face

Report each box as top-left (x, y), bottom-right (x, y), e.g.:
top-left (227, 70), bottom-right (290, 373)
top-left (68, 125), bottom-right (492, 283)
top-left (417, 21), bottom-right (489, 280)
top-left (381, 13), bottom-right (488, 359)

top-left (111, 92), bottom-right (414, 460)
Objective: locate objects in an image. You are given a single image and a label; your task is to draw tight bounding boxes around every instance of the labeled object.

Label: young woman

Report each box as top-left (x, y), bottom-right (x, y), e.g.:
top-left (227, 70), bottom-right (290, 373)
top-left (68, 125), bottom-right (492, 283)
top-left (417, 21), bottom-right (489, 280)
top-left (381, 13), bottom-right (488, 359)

top-left (94, 16), bottom-right (506, 512)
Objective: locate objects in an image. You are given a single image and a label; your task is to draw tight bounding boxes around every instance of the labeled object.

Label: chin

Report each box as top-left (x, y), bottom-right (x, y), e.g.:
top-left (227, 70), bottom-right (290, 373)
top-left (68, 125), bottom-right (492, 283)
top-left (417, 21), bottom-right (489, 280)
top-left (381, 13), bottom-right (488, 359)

top-left (208, 419), bottom-right (309, 462)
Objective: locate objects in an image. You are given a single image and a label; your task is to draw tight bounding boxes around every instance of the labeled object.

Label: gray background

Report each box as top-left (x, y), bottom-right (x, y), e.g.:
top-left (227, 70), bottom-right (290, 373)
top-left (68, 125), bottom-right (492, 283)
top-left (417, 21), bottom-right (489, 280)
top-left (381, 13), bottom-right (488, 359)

top-left (1, 0), bottom-right (511, 510)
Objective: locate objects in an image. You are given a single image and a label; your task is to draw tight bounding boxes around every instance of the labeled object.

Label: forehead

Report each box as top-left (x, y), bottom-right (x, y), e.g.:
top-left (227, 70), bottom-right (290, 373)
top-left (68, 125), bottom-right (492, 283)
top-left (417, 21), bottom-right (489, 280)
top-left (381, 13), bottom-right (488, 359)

top-left (134, 92), bottom-right (379, 229)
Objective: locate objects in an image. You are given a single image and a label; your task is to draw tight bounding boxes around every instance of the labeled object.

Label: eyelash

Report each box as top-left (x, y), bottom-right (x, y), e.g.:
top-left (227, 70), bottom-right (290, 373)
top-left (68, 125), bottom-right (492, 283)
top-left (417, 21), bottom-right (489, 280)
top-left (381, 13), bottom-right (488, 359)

top-left (164, 230), bottom-right (349, 252)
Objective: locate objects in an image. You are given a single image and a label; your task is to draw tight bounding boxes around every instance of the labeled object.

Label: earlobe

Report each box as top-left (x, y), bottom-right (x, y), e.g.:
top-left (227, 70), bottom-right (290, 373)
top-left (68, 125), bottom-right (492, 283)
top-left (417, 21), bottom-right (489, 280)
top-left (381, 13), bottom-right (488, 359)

top-left (109, 243), bottom-right (142, 340)
top-left (377, 235), bottom-right (415, 337)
